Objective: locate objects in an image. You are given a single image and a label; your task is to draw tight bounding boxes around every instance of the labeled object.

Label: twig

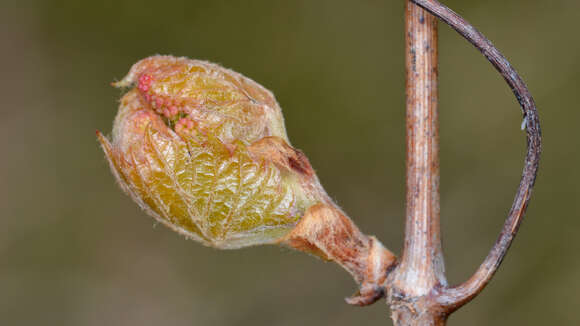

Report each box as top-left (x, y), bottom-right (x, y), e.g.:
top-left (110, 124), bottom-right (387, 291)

top-left (410, 0), bottom-right (542, 312)
top-left (399, 0), bottom-right (445, 295)
top-left (385, 2), bottom-right (447, 325)
top-left (383, 1), bottom-right (541, 323)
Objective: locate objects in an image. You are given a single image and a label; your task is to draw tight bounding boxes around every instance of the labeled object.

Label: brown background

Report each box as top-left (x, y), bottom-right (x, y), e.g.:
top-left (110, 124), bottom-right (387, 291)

top-left (1, 0), bottom-right (578, 325)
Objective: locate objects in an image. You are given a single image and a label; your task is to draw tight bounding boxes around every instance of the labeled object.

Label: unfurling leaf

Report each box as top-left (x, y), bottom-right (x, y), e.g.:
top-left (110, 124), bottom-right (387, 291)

top-left (98, 56), bottom-right (396, 304)
top-left (98, 55), bottom-right (329, 249)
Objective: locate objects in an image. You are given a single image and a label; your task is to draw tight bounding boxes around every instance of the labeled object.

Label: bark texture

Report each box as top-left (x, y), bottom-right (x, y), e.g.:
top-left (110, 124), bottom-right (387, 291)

top-left (385, 2), bottom-right (447, 325)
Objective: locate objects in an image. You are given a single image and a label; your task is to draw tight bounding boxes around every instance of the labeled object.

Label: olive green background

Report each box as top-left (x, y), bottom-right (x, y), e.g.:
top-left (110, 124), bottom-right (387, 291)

top-left (1, 0), bottom-right (578, 325)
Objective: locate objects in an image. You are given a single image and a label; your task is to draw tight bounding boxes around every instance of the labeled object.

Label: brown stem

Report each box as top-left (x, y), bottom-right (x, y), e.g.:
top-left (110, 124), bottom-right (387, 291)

top-left (279, 203), bottom-right (397, 306)
top-left (410, 0), bottom-right (542, 311)
top-left (386, 2), bottom-right (447, 325)
top-left (283, 1), bottom-right (541, 323)
top-left (400, 0), bottom-right (444, 293)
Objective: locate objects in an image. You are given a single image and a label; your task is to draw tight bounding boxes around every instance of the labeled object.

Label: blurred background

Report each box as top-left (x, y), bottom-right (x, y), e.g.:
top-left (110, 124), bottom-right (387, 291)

top-left (1, 0), bottom-right (578, 325)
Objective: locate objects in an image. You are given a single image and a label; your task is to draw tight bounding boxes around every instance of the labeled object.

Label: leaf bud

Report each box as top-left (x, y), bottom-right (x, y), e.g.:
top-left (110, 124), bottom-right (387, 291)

top-left (98, 56), bottom-right (328, 249)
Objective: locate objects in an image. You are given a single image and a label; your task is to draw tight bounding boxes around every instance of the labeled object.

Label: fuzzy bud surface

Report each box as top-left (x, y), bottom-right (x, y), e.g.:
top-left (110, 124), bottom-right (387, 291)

top-left (98, 55), bottom-right (327, 249)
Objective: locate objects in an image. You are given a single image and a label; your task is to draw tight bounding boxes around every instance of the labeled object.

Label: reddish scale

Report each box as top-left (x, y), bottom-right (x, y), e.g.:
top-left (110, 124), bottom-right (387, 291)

top-left (175, 117), bottom-right (196, 133)
top-left (138, 74), bottom-right (152, 92)
top-left (137, 72), bottom-right (188, 123)
top-left (168, 106), bottom-right (179, 116)
top-left (174, 117), bottom-right (204, 141)
top-left (155, 97), bottom-right (164, 109)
